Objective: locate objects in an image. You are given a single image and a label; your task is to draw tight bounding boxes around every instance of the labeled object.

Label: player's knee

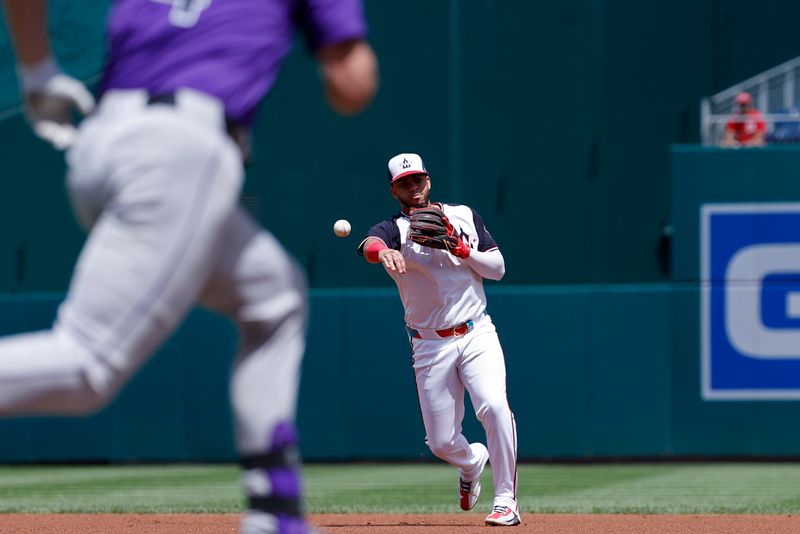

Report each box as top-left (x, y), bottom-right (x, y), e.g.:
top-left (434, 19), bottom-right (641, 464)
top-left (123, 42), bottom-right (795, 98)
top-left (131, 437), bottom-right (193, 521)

top-left (64, 363), bottom-right (124, 415)
top-left (428, 443), bottom-right (451, 459)
top-left (243, 258), bottom-right (308, 336)
top-left (282, 261), bottom-right (308, 319)
top-left (475, 399), bottom-right (512, 426)
top-left (427, 437), bottom-right (459, 459)
top-left (39, 370), bottom-right (116, 416)
top-left (53, 331), bottom-right (126, 415)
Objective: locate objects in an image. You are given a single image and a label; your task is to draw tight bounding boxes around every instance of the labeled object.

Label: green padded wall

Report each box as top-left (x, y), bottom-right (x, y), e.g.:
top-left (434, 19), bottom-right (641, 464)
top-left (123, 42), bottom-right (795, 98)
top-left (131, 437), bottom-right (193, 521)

top-left (1, 1), bottom-right (800, 463)
top-left (2, 282), bottom-right (798, 463)
top-left (3, 1), bottom-right (800, 291)
top-left (671, 145), bottom-right (800, 282)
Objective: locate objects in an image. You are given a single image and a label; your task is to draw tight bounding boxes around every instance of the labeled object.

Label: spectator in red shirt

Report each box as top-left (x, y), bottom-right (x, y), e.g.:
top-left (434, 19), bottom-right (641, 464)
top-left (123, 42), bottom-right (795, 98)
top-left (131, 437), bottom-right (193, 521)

top-left (722, 91), bottom-right (766, 147)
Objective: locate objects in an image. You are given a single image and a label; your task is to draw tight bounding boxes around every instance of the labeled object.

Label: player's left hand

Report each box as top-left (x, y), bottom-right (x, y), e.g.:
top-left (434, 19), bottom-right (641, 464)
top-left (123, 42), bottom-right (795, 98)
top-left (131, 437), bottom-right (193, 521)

top-left (409, 205), bottom-right (471, 259)
top-left (20, 59), bottom-right (95, 150)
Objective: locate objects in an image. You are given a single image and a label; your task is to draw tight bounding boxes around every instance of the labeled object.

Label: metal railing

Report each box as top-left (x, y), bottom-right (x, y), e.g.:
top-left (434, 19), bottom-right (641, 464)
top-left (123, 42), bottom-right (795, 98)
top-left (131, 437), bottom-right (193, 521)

top-left (701, 55), bottom-right (800, 146)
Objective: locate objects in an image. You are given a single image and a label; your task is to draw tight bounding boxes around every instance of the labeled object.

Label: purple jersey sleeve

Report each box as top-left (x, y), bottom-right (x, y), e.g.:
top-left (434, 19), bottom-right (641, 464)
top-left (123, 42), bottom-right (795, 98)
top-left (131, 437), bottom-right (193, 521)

top-left (472, 209), bottom-right (499, 252)
top-left (296, 0), bottom-right (369, 52)
top-left (103, 0), bottom-right (369, 125)
top-left (357, 215), bottom-right (402, 255)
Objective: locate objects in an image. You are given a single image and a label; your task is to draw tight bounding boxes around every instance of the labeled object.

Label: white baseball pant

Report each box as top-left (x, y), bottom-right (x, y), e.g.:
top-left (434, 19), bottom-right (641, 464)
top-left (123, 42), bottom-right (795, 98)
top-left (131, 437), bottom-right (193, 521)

top-left (411, 313), bottom-right (518, 507)
top-left (0, 88), bottom-right (306, 461)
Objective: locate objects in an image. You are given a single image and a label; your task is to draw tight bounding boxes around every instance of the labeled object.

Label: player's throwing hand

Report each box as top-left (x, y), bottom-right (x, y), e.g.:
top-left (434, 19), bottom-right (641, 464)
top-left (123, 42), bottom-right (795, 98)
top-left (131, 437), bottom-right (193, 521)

top-left (377, 247), bottom-right (406, 274)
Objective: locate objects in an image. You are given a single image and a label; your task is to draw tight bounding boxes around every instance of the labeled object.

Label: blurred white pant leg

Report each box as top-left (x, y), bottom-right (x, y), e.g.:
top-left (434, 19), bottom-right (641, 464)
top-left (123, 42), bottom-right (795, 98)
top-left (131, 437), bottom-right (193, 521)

top-left (199, 208), bottom-right (308, 534)
top-left (0, 102), bottom-right (243, 415)
top-left (199, 208), bottom-right (308, 455)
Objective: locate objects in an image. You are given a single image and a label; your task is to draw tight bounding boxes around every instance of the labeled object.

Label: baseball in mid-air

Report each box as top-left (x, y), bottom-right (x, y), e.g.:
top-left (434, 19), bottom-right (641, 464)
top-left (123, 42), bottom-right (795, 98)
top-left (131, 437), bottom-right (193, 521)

top-left (333, 219), bottom-right (351, 237)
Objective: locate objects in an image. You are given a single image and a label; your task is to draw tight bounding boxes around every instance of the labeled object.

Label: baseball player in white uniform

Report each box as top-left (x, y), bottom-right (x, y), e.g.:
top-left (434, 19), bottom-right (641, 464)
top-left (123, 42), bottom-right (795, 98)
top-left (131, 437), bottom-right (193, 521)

top-left (1, 1), bottom-right (377, 533)
top-left (358, 153), bottom-right (520, 526)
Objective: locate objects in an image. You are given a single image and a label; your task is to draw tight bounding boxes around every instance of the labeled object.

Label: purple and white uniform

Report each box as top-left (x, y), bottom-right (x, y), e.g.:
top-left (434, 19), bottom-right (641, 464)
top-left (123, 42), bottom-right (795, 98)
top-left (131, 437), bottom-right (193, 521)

top-left (0, 2), bottom-right (368, 533)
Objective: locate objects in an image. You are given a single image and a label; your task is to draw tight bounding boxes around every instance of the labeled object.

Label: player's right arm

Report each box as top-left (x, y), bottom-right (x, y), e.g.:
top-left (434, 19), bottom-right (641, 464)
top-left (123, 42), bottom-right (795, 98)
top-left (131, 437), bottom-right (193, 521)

top-left (358, 218), bottom-right (405, 274)
top-left (361, 237), bottom-right (406, 274)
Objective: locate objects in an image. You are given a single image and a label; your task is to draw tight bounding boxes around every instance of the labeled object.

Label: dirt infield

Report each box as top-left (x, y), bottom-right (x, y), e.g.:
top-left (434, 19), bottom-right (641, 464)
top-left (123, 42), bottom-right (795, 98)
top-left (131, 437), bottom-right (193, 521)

top-left (0, 513), bottom-right (798, 533)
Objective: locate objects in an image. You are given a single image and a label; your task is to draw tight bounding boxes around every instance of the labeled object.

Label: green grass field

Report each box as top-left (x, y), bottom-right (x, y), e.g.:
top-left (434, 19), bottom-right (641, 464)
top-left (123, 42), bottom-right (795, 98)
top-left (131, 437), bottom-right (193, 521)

top-left (0, 463), bottom-right (799, 515)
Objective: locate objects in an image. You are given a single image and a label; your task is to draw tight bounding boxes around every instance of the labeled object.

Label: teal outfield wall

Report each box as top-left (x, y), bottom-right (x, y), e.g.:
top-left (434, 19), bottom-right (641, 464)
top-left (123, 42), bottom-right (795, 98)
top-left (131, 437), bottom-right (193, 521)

top-left (1, 283), bottom-right (798, 463)
top-left (3, 1), bottom-right (800, 293)
top-left (3, 3), bottom-right (800, 462)
top-left (671, 145), bottom-right (800, 282)
top-left (8, 145), bottom-right (800, 462)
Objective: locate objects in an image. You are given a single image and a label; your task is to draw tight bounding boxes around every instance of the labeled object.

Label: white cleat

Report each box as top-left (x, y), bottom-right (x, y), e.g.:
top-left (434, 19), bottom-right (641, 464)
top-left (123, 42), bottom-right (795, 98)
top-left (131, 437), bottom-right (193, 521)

top-left (484, 503), bottom-right (522, 527)
top-left (458, 442), bottom-right (489, 511)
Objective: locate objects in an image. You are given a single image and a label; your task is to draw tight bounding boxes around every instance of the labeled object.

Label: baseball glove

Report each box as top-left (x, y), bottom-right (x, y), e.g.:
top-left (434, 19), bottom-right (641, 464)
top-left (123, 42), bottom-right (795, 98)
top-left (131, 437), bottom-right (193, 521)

top-left (408, 204), bottom-right (470, 258)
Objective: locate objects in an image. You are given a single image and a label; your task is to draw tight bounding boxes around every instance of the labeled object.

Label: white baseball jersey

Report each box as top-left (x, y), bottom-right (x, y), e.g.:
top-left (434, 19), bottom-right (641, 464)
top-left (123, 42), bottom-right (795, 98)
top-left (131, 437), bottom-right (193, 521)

top-left (359, 204), bottom-right (499, 330)
top-left (359, 201), bottom-right (519, 514)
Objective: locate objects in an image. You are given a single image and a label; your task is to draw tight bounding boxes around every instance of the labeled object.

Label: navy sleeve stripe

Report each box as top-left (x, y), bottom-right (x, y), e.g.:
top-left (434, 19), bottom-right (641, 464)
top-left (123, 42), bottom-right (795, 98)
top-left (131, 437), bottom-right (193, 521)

top-left (357, 236), bottom-right (387, 255)
top-left (471, 209), bottom-right (498, 252)
top-left (357, 214), bottom-right (402, 255)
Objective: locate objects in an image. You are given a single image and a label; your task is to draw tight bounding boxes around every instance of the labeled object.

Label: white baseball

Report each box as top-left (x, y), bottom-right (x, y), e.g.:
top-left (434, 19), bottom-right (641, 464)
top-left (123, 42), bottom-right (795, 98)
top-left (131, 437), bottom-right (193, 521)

top-left (333, 219), bottom-right (351, 237)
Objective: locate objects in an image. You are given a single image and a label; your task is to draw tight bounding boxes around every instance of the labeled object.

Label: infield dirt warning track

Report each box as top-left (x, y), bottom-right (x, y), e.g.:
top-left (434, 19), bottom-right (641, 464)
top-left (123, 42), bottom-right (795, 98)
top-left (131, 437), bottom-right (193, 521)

top-left (0, 514), bottom-right (799, 533)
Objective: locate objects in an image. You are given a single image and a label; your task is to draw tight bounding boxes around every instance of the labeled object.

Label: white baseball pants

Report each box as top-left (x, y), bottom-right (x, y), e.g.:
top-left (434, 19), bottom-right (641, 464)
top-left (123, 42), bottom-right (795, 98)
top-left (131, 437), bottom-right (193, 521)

top-left (0, 89), bottom-right (307, 459)
top-left (411, 313), bottom-right (518, 507)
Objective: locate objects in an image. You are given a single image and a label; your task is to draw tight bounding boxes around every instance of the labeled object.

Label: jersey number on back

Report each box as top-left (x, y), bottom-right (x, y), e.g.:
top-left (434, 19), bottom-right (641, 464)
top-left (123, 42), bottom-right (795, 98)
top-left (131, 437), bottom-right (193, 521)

top-left (152, 0), bottom-right (212, 28)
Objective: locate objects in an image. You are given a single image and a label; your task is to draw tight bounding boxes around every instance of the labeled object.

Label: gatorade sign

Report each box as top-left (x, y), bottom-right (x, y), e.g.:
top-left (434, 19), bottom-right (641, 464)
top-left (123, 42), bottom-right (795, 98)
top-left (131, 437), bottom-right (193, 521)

top-left (702, 203), bottom-right (800, 400)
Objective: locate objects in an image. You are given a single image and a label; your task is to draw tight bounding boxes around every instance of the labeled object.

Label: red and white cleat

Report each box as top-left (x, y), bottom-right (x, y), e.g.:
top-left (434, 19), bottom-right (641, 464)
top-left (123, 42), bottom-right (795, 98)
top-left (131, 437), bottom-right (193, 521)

top-left (458, 443), bottom-right (489, 511)
top-left (484, 504), bottom-right (521, 527)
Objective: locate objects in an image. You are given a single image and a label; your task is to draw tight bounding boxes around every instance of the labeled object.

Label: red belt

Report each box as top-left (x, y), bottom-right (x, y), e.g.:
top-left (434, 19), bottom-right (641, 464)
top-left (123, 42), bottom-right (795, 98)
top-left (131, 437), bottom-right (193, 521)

top-left (408, 319), bottom-right (475, 339)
